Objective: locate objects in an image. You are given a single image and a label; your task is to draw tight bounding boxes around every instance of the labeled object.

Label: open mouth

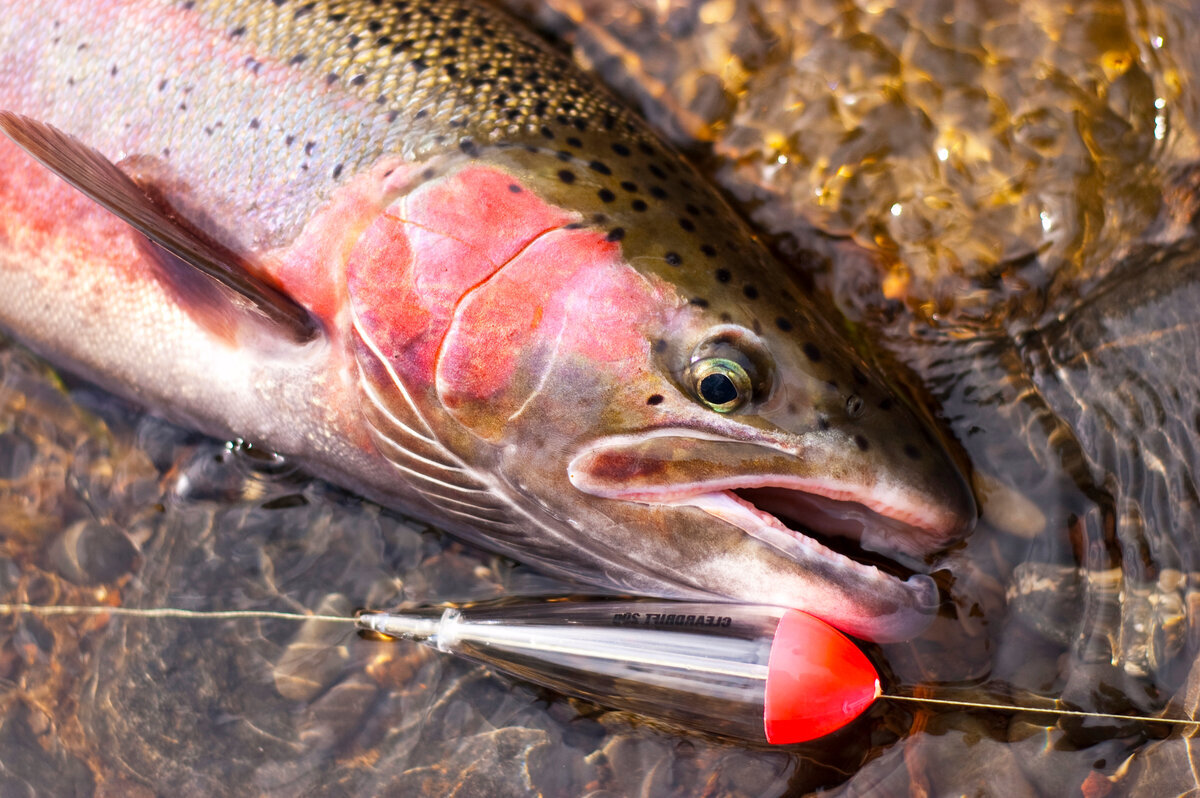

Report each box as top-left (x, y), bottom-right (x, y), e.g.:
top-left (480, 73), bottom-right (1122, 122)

top-left (664, 484), bottom-right (931, 585)
top-left (566, 431), bottom-right (971, 640)
top-left (731, 487), bottom-right (931, 576)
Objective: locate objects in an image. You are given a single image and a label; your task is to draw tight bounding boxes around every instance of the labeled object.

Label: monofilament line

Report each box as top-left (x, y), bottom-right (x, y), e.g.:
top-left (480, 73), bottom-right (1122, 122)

top-left (887, 694), bottom-right (1200, 727)
top-left (0, 603), bottom-right (355, 624)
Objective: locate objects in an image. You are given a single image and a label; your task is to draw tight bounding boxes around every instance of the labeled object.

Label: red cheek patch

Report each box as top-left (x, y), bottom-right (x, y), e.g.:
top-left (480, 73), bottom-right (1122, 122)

top-left (437, 227), bottom-right (669, 441)
top-left (345, 165), bottom-right (575, 388)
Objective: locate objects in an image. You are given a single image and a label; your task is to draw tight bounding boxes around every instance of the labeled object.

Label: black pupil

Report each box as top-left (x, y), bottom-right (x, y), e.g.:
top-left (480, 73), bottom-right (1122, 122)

top-left (699, 372), bottom-right (738, 405)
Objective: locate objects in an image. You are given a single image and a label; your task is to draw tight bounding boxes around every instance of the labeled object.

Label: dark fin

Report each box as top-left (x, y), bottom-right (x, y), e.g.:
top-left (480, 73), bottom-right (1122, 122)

top-left (0, 112), bottom-right (318, 343)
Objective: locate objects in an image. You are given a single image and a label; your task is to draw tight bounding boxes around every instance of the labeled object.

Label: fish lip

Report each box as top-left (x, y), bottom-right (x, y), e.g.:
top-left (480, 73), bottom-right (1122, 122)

top-left (588, 471), bottom-right (959, 562)
top-left (669, 488), bottom-right (925, 579)
top-left (672, 490), bottom-right (939, 641)
top-left (566, 429), bottom-right (971, 548)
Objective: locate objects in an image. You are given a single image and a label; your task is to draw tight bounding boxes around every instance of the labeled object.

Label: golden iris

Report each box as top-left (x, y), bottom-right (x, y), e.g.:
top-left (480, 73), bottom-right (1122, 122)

top-left (690, 357), bottom-right (752, 412)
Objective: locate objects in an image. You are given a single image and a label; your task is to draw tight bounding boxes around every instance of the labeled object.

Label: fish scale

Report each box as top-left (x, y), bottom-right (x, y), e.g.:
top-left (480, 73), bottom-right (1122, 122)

top-left (0, 0), bottom-right (975, 641)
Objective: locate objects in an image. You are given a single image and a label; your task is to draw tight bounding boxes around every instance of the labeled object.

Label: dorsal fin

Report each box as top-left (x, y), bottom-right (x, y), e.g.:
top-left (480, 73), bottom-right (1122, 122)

top-left (0, 112), bottom-right (318, 343)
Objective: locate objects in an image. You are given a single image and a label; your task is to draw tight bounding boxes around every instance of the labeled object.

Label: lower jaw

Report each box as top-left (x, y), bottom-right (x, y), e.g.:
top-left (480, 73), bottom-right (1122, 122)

top-left (670, 490), bottom-right (941, 636)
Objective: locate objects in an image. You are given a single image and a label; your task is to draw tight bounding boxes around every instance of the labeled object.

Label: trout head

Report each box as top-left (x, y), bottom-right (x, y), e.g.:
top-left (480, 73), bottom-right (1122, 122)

top-left (407, 156), bottom-right (977, 643)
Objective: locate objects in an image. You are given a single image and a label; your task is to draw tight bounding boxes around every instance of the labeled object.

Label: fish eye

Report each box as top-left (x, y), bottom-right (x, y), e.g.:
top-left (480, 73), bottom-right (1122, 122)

top-left (690, 357), bottom-right (752, 412)
top-left (684, 329), bottom-right (772, 413)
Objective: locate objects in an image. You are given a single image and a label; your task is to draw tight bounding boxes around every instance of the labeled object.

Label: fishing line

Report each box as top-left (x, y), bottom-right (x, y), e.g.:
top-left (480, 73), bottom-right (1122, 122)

top-left (1, 602), bottom-right (1196, 730)
top-left (0, 603), bottom-right (354, 624)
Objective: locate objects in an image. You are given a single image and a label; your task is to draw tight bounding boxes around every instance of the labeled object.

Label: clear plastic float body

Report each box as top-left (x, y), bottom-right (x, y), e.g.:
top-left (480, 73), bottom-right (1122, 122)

top-left (356, 599), bottom-right (881, 744)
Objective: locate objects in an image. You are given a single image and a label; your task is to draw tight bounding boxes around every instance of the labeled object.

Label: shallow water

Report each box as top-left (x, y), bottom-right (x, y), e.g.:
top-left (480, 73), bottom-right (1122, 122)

top-left (3, 0), bottom-right (1200, 795)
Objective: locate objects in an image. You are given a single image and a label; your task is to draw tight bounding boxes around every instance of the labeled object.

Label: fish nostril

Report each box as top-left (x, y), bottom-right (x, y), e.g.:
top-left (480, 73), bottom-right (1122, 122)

top-left (845, 394), bottom-right (864, 418)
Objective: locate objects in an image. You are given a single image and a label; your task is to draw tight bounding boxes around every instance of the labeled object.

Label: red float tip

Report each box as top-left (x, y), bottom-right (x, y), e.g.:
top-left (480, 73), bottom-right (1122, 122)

top-left (763, 609), bottom-right (881, 744)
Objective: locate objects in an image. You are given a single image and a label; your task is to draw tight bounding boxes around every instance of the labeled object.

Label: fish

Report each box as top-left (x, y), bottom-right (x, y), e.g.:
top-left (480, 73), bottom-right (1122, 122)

top-left (0, 0), bottom-right (975, 642)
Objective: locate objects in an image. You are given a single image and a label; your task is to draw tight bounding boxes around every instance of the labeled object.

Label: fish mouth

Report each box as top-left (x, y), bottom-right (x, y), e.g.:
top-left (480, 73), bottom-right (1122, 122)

top-left (567, 431), bottom-right (972, 640)
top-left (666, 485), bottom-right (929, 585)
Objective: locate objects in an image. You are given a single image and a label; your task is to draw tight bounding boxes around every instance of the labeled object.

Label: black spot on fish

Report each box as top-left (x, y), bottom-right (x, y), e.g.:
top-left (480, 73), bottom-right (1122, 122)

top-left (665, 252), bottom-right (682, 266)
top-left (289, 54), bottom-right (307, 65)
top-left (556, 150), bottom-right (572, 162)
top-left (649, 164), bottom-right (667, 180)
top-left (285, 134), bottom-right (295, 146)
top-left (557, 169), bottom-right (575, 184)
top-left (249, 118), bottom-right (260, 129)
top-left (646, 394), bottom-right (664, 406)
top-left (818, 417), bottom-right (831, 431)
top-left (612, 143), bottom-right (631, 156)
top-left (775, 317), bottom-right (793, 332)
top-left (803, 343), bottom-right (821, 361)
top-left (327, 12), bottom-right (347, 22)
top-left (459, 138), bottom-right (479, 156)
top-left (879, 397), bottom-right (894, 411)
top-left (508, 184), bottom-right (522, 193)
top-left (441, 45), bottom-right (459, 58)
top-left (110, 65), bottom-right (118, 76)
top-left (684, 203), bottom-right (700, 216)
top-left (564, 222), bottom-right (585, 230)
top-left (639, 142), bottom-right (655, 156)
top-left (444, 64), bottom-right (460, 79)
top-left (620, 181), bottom-right (637, 192)
top-left (566, 137), bottom-right (582, 148)
top-left (654, 339), bottom-right (668, 353)
top-left (904, 444), bottom-right (922, 461)
top-left (348, 34), bottom-right (361, 48)
top-left (158, 79), bottom-right (168, 91)
top-left (701, 244), bottom-right (716, 257)
top-left (304, 141), bottom-right (316, 156)
top-left (350, 74), bottom-right (366, 86)
top-left (606, 228), bottom-right (626, 242)
top-left (631, 200), bottom-right (647, 212)
top-left (376, 35), bottom-right (392, 46)
top-left (598, 189), bottom-right (615, 203)
top-left (332, 163), bottom-right (343, 179)
top-left (690, 297), bottom-right (709, 307)
top-left (854, 435), bottom-right (869, 451)
top-left (742, 285), bottom-right (758, 300)
top-left (325, 72), bottom-right (338, 85)
top-left (540, 126), bottom-right (554, 139)
top-left (715, 268), bottom-right (731, 282)
top-left (294, 2), bottom-right (314, 18)
top-left (679, 218), bottom-right (695, 232)
top-left (852, 367), bottom-right (868, 386)
top-left (367, 19), bottom-right (383, 32)
top-left (230, 25), bottom-right (246, 37)
top-left (650, 186), bottom-right (668, 199)
top-left (411, 57), bottom-right (427, 72)
top-left (588, 161), bottom-right (611, 175)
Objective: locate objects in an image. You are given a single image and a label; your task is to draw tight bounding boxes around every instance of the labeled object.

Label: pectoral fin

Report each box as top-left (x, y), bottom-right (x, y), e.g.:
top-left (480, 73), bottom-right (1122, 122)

top-left (0, 112), bottom-right (318, 343)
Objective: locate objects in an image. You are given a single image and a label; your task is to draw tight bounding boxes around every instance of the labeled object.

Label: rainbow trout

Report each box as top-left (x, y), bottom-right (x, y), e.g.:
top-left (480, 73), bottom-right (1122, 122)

top-left (0, 0), bottom-right (974, 641)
